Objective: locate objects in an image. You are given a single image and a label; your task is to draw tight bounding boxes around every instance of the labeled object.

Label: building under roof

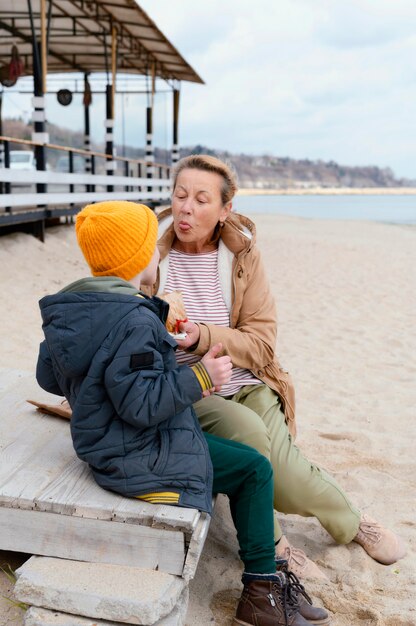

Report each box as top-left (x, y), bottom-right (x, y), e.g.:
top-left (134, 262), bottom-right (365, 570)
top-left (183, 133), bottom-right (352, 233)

top-left (0, 0), bottom-right (203, 168)
top-left (0, 1), bottom-right (202, 236)
top-left (0, 0), bottom-right (203, 83)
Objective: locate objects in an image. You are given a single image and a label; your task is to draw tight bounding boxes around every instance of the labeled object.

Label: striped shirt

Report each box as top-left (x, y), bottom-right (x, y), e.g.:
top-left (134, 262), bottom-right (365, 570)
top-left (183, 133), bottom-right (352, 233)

top-left (164, 248), bottom-right (261, 397)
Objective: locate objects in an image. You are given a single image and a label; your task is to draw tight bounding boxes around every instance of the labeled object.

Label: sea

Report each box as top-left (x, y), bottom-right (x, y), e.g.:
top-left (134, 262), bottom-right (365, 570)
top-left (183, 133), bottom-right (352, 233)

top-left (233, 194), bottom-right (416, 225)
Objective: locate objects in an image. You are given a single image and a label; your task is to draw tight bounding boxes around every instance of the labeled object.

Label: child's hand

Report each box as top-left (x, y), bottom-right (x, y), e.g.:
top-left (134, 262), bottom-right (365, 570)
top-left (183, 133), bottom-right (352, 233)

top-left (175, 321), bottom-right (200, 349)
top-left (201, 343), bottom-right (232, 391)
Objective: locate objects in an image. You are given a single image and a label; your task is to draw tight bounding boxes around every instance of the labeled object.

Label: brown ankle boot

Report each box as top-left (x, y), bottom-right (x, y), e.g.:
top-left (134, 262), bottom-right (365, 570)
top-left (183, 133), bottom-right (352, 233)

top-left (298, 595), bottom-right (331, 625)
top-left (276, 561), bottom-right (331, 625)
top-left (233, 573), bottom-right (311, 625)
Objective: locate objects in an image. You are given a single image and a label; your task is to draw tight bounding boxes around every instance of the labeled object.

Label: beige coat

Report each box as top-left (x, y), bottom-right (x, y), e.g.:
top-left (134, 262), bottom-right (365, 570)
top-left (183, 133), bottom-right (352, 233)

top-left (143, 208), bottom-right (297, 437)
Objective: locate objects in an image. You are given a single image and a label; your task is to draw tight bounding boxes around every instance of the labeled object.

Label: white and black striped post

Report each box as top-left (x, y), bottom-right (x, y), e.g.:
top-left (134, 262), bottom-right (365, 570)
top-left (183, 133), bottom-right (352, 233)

top-left (31, 45), bottom-right (49, 207)
top-left (146, 105), bottom-right (154, 191)
top-left (0, 92), bottom-right (4, 171)
top-left (172, 88), bottom-right (180, 165)
top-left (105, 83), bottom-right (115, 191)
top-left (83, 74), bottom-right (92, 183)
top-left (31, 92), bottom-right (48, 151)
top-left (28, 0), bottom-right (48, 178)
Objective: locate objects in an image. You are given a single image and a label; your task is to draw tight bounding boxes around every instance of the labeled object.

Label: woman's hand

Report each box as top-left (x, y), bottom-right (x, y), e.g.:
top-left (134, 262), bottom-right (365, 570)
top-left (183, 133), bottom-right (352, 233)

top-left (175, 320), bottom-right (201, 350)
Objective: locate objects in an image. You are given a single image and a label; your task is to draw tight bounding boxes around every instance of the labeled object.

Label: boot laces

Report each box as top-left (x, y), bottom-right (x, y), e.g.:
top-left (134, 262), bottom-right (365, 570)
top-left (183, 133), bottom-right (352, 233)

top-left (356, 518), bottom-right (382, 546)
top-left (284, 564), bottom-right (313, 606)
top-left (280, 541), bottom-right (312, 570)
top-left (271, 572), bottom-right (300, 626)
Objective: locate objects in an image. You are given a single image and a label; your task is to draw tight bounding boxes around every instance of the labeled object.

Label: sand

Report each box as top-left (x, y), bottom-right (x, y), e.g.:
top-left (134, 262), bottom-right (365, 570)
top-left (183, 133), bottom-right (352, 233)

top-left (0, 214), bottom-right (415, 625)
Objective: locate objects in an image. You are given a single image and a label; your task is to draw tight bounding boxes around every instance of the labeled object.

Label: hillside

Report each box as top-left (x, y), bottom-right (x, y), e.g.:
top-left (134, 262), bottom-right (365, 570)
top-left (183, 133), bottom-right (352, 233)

top-left (3, 118), bottom-right (414, 188)
top-left (185, 145), bottom-right (414, 189)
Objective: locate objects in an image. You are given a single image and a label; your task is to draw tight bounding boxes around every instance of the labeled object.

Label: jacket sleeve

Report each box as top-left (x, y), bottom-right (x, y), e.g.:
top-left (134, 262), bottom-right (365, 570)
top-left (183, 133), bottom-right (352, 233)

top-left (193, 246), bottom-right (277, 370)
top-left (36, 340), bottom-right (65, 396)
top-left (104, 319), bottom-right (204, 430)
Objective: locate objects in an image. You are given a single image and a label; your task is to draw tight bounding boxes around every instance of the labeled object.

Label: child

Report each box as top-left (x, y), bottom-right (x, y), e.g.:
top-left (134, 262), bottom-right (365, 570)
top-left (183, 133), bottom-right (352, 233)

top-left (37, 201), bottom-right (330, 626)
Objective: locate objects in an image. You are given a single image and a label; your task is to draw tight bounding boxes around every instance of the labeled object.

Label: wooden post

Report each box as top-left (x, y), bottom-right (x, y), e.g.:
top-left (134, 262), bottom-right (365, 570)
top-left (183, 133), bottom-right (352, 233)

top-left (83, 74), bottom-right (92, 191)
top-left (40, 0), bottom-right (47, 94)
top-left (84, 75), bottom-right (91, 162)
top-left (27, 0), bottom-right (48, 190)
top-left (0, 93), bottom-right (3, 175)
top-left (105, 25), bottom-right (117, 191)
top-left (3, 140), bottom-right (11, 211)
top-left (105, 84), bottom-right (114, 192)
top-left (146, 106), bottom-right (153, 172)
top-left (111, 25), bottom-right (117, 121)
top-left (172, 88), bottom-right (180, 165)
top-left (146, 63), bottom-right (156, 191)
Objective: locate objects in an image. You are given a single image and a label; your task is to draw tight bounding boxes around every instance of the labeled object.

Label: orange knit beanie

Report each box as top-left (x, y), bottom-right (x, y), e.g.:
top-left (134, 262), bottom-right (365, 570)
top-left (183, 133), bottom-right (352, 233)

top-left (75, 201), bottom-right (158, 281)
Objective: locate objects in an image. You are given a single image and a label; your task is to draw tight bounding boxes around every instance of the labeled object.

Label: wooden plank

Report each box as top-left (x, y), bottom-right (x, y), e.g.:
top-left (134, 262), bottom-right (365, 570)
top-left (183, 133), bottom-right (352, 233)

top-left (0, 422), bottom-right (200, 533)
top-left (0, 190), bottom-right (171, 208)
top-left (35, 451), bottom-right (201, 534)
top-left (0, 507), bottom-right (185, 575)
top-left (113, 499), bottom-right (200, 532)
top-left (0, 371), bottom-right (202, 534)
top-left (182, 512), bottom-right (212, 582)
top-left (0, 367), bottom-right (203, 571)
top-left (34, 456), bottom-right (124, 519)
top-left (0, 367), bottom-right (39, 394)
top-left (39, 470), bottom-right (202, 531)
top-left (0, 428), bottom-right (75, 507)
top-left (0, 398), bottom-right (63, 488)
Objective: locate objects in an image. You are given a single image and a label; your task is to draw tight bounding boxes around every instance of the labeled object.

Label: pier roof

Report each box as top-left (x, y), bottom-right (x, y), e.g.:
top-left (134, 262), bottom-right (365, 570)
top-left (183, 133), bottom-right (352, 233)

top-left (0, 0), bottom-right (203, 84)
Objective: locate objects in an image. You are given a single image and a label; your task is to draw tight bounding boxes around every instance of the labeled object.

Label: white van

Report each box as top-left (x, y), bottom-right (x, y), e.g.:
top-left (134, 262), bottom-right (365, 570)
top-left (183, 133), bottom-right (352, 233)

top-left (9, 150), bottom-right (36, 170)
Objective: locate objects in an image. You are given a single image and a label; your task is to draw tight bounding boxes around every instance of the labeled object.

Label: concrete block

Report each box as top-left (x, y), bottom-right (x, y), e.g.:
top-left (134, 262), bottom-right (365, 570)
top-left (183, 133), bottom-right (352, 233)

top-left (24, 592), bottom-right (188, 626)
top-left (16, 557), bottom-right (187, 625)
top-left (25, 606), bottom-right (123, 625)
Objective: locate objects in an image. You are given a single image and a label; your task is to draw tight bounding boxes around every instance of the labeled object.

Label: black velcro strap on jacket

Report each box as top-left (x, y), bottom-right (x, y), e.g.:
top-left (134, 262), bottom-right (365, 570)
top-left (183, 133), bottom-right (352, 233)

top-left (130, 352), bottom-right (154, 371)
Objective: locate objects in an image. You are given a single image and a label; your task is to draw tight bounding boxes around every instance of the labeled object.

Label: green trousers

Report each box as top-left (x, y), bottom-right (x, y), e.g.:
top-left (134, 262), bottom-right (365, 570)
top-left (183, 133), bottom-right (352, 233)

top-left (205, 433), bottom-right (276, 573)
top-left (195, 385), bottom-right (361, 544)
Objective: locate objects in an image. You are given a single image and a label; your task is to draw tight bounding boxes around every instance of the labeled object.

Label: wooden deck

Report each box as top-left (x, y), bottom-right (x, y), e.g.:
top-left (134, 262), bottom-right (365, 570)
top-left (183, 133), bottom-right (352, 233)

top-left (0, 369), bottom-right (211, 581)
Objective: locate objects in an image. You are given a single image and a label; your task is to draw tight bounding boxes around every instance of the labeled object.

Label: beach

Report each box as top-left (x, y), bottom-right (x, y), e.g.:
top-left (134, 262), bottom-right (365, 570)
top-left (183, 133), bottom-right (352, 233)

top-left (0, 214), bottom-right (415, 625)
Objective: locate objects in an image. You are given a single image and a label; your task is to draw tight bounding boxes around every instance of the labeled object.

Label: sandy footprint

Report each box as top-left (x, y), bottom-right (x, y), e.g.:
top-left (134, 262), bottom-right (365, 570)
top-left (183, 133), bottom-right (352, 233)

top-left (210, 588), bottom-right (241, 625)
top-left (318, 432), bottom-right (359, 442)
top-left (383, 617), bottom-right (416, 626)
top-left (309, 584), bottom-right (384, 625)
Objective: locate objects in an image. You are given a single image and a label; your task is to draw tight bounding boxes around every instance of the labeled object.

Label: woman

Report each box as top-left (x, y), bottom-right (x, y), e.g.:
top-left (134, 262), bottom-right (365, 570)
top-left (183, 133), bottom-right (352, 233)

top-left (145, 154), bottom-right (405, 579)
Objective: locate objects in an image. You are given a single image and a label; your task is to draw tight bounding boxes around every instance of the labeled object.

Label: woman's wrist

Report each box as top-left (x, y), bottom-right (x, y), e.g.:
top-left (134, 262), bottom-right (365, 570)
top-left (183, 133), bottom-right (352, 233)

top-left (186, 323), bottom-right (200, 351)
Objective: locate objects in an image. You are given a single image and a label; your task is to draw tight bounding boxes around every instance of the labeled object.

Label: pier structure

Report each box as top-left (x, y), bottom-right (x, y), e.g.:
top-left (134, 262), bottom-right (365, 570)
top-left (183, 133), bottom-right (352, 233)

top-left (0, 0), bottom-right (204, 238)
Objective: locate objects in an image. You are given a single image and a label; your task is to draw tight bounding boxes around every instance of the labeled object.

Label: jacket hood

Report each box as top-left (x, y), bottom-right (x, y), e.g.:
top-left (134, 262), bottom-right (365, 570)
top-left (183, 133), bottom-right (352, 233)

top-left (39, 276), bottom-right (167, 378)
top-left (156, 207), bottom-right (257, 260)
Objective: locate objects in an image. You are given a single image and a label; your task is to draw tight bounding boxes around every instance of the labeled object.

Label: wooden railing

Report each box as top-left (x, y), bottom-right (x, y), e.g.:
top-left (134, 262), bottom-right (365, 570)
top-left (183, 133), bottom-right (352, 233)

top-left (0, 136), bottom-right (172, 235)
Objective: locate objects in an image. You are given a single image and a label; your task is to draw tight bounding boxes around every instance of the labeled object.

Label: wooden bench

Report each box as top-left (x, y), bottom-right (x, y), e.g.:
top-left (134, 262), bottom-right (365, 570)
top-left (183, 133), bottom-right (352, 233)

top-left (0, 369), bottom-right (211, 582)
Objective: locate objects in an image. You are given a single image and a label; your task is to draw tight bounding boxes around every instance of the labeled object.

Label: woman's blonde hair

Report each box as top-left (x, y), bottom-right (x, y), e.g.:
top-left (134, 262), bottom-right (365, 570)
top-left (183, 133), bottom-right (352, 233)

top-left (172, 154), bottom-right (238, 205)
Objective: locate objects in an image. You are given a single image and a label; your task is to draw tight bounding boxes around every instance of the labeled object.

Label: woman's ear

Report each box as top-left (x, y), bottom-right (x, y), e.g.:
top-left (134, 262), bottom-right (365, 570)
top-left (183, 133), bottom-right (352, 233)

top-left (220, 202), bottom-right (232, 223)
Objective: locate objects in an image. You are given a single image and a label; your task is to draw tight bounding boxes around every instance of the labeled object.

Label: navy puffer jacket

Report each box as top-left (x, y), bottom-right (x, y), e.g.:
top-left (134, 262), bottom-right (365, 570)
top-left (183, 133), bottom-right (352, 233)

top-left (36, 276), bottom-right (213, 514)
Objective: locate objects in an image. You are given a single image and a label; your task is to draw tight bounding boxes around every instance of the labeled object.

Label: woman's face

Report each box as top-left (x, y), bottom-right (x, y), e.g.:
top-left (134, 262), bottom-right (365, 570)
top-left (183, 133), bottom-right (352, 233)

top-left (171, 168), bottom-right (231, 252)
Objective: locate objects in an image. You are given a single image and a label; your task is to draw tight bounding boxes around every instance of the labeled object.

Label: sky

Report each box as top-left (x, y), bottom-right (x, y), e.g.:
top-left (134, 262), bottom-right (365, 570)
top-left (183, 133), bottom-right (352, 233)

top-left (2, 0), bottom-right (416, 178)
